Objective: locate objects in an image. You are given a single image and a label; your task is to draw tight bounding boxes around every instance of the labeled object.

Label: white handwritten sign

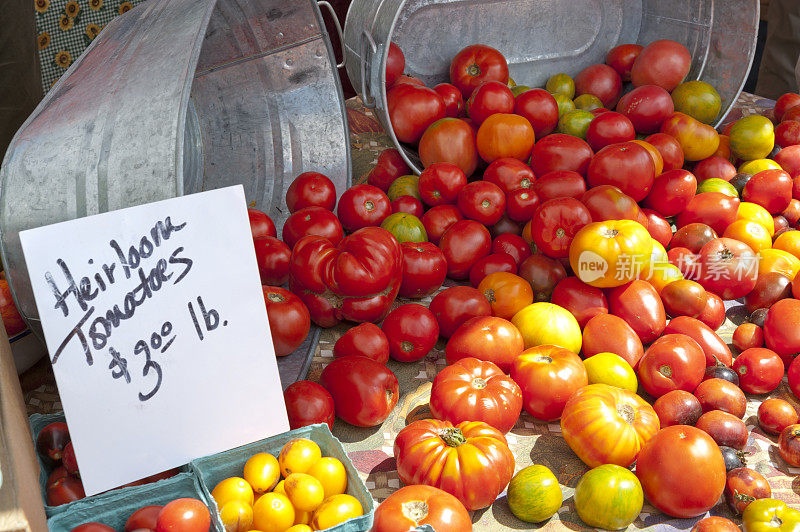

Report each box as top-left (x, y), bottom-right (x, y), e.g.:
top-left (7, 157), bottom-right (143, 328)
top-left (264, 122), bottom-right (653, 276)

top-left (20, 185), bottom-right (289, 495)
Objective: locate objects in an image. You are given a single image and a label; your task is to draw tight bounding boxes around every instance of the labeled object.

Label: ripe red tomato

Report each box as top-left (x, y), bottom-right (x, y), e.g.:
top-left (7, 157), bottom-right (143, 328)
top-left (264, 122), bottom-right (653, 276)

top-left (36, 421), bottom-right (70, 467)
top-left (638, 334), bottom-right (706, 397)
top-left (62, 442), bottom-right (78, 475)
top-left (696, 410), bottom-right (748, 450)
top-left (336, 184), bottom-right (391, 232)
top-left (582, 313), bottom-right (644, 368)
top-left (587, 142), bottom-right (655, 201)
top-left (47, 475), bottom-right (85, 506)
top-left (643, 169), bottom-right (697, 217)
top-left (430, 357), bottom-right (522, 433)
top-left (449, 44), bottom-right (509, 98)
top-left (444, 315), bottom-right (524, 372)
top-left (745, 272), bottom-right (791, 314)
top-left (125, 505), bottom-right (163, 532)
top-left (248, 208), bottom-right (277, 239)
top-left (733, 323), bottom-right (764, 351)
top-left (513, 88), bottom-right (559, 138)
top-left (421, 204), bottom-right (463, 245)
top-left (419, 118), bottom-right (479, 177)
top-left (764, 298), bottom-right (800, 363)
top-left (743, 169), bottom-right (793, 214)
top-left (616, 85), bottom-right (675, 134)
top-left (72, 525), bottom-right (115, 532)
top-left (399, 242), bottom-right (447, 299)
top-left (467, 81), bottom-right (514, 125)
top-left (645, 132), bottom-right (685, 171)
top-left (530, 134), bottom-right (594, 177)
top-left (606, 44), bottom-right (643, 81)
top-left (368, 149), bottom-right (412, 192)
top-left (372, 485), bottom-right (472, 532)
top-left (724, 467), bottom-right (772, 515)
top-left (653, 390), bottom-right (703, 427)
top-left (430, 286), bottom-right (492, 338)
top-left (468, 253), bottom-right (516, 287)
top-left (693, 156), bottom-right (737, 182)
top-left (282, 206), bottom-right (343, 249)
top-left (320, 355), bottom-right (399, 426)
top-left (630, 40), bottom-right (692, 92)
top-left (580, 185), bottom-right (640, 222)
top-left (585, 111), bottom-right (635, 151)
top-left (418, 162), bottom-right (467, 206)
top-left (382, 304), bottom-right (439, 362)
top-left (392, 195), bottom-right (424, 217)
top-left (262, 286), bottom-right (310, 357)
top-left (0, 279), bottom-right (25, 337)
top-left (283, 380), bottom-right (335, 431)
top-left (433, 83), bottom-right (465, 117)
top-left (285, 171), bottom-right (337, 213)
top-left (155, 498), bottom-right (211, 532)
top-left (663, 315), bottom-right (732, 367)
top-left (776, 120), bottom-right (800, 148)
top-left (692, 516), bottom-right (740, 532)
top-left (635, 425), bottom-right (726, 518)
top-left (438, 220), bottom-right (492, 279)
top-left (607, 280), bottom-right (666, 344)
top-left (779, 424), bottom-right (800, 466)
top-left (574, 63), bottom-right (623, 108)
top-left (483, 158), bottom-right (535, 194)
top-left (531, 198), bottom-right (592, 258)
top-left (253, 236), bottom-right (291, 286)
top-left (642, 209), bottom-right (672, 248)
top-left (533, 170), bottom-right (587, 201)
top-left (388, 83), bottom-right (446, 144)
top-left (660, 279), bottom-right (707, 319)
top-left (518, 254), bottom-right (567, 302)
top-left (776, 93), bottom-right (800, 121)
top-left (492, 233), bottom-right (532, 266)
top-left (333, 322), bottom-right (390, 364)
top-left (550, 277), bottom-right (608, 328)
top-left (696, 237), bottom-right (758, 300)
top-left (511, 345), bottom-right (588, 421)
top-left (758, 398), bottom-right (798, 435)
top-left (698, 291), bottom-right (725, 331)
top-left (385, 42), bottom-right (405, 87)
top-left (456, 181), bottom-right (506, 225)
top-left (732, 347), bottom-right (784, 394)
top-left (693, 378), bottom-right (746, 418)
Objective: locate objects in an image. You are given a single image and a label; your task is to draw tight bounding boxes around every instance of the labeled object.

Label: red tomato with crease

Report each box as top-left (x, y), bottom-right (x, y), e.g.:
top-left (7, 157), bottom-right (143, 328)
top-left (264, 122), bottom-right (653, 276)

top-left (743, 169), bottom-right (793, 214)
top-left (513, 88), bottom-right (559, 138)
top-left (368, 149), bottom-right (411, 192)
top-left (392, 195), bottom-right (424, 217)
top-left (320, 355), bottom-right (399, 426)
top-left (286, 171), bottom-right (337, 213)
top-left (574, 63), bottom-right (623, 108)
top-left (606, 44), bottom-right (643, 81)
top-left (419, 118), bottom-right (479, 177)
top-left (254, 237), bottom-right (291, 286)
top-left (642, 209), bottom-right (672, 248)
top-left (732, 348), bottom-right (784, 394)
top-left (333, 322), bottom-right (390, 364)
top-left (587, 142), bottom-right (655, 201)
top-left (467, 81), bottom-right (514, 125)
top-left (607, 280), bottom-right (666, 344)
top-left (551, 277), bottom-right (608, 327)
top-left (421, 204), bottom-right (463, 245)
top-left (483, 158), bottom-right (535, 194)
top-left (457, 181), bottom-right (506, 226)
top-left (125, 505), bottom-right (163, 532)
top-left (676, 193), bottom-right (739, 236)
top-left (616, 85), bottom-right (674, 134)
top-left (696, 237), bottom-right (758, 300)
top-left (37, 422), bottom-right (70, 468)
top-left (581, 185), bottom-right (641, 222)
top-left (283, 380), bottom-right (335, 431)
top-left (248, 208), bottom-right (277, 239)
top-left (47, 475), bottom-right (85, 506)
top-left (382, 304), bottom-right (439, 362)
top-left (638, 334), bottom-right (706, 397)
top-left (644, 169), bottom-right (697, 217)
top-left (530, 134), bottom-right (594, 177)
top-left (430, 286), bottom-right (492, 338)
top-left (336, 184), bottom-right (392, 232)
top-left (433, 83), bottom-right (465, 118)
top-left (399, 241), bottom-right (447, 299)
top-left (282, 206), bottom-right (343, 249)
top-left (533, 170), bottom-right (587, 201)
top-left (439, 220), bottom-right (492, 279)
top-left (468, 253), bottom-right (516, 287)
top-left (585, 111), bottom-right (635, 151)
top-left (387, 83), bottom-right (446, 144)
top-left (492, 233), bottom-right (532, 266)
top-left (262, 286), bottom-right (310, 357)
top-left (418, 162), bottom-right (467, 206)
top-left (155, 499), bottom-right (211, 532)
top-left (693, 156), bottom-right (737, 182)
top-left (506, 188), bottom-right (540, 222)
top-left (531, 198), bottom-right (592, 258)
top-left (582, 313), bottom-right (644, 368)
top-left (445, 315), bottom-right (524, 372)
top-left (449, 44), bottom-right (509, 98)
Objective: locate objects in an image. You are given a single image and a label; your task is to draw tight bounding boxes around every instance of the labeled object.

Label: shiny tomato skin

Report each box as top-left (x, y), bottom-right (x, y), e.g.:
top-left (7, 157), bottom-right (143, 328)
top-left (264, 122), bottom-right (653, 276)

top-left (336, 184), bottom-right (391, 232)
top-left (282, 206), bottom-right (343, 249)
top-left (775, 93), bottom-right (800, 121)
top-left (745, 272), bottom-right (791, 314)
top-left (581, 185), bottom-right (640, 222)
top-left (320, 355), bottom-right (399, 427)
top-left (262, 286), bottom-right (310, 357)
top-left (644, 169), bottom-right (697, 217)
top-left (574, 63), bottom-right (623, 108)
top-left (776, 120), bottom-right (800, 148)
top-left (483, 158), bottom-right (535, 194)
top-left (518, 254), bottom-right (568, 302)
top-left (606, 44), bottom-right (643, 81)
top-left (671, 223), bottom-right (717, 253)
top-left (419, 118), bottom-right (479, 177)
top-left (758, 398), bottom-right (798, 435)
top-left (433, 82), bottom-right (465, 117)
top-left (468, 253), bottom-right (516, 287)
top-left (399, 242), bottom-right (447, 299)
top-left (582, 313), bottom-right (644, 368)
top-left (253, 236), bottom-right (291, 286)
top-left (586, 142), bottom-right (655, 201)
top-left (476, 113), bottom-right (535, 163)
top-left (511, 345), bottom-right (588, 421)
top-left (638, 334), bottom-right (706, 397)
top-left (663, 315), bottom-right (733, 367)
top-left (382, 304), bottom-right (439, 362)
top-left (616, 85), bottom-right (674, 134)
top-left (449, 44), bottom-right (509, 98)
top-left (36, 421), bottom-right (70, 467)
top-left (693, 378), bottom-right (746, 418)
top-left (504, 188), bottom-right (539, 223)
top-left (514, 88), bottom-right (559, 138)
top-left (653, 390), bottom-right (703, 427)
top-left (764, 298), bottom-right (800, 362)
top-left (743, 169), bottom-right (793, 214)
top-left (694, 156), bottom-right (737, 182)
top-left (283, 380), bottom-right (335, 431)
top-left (551, 277), bottom-right (608, 328)
top-left (660, 279), bottom-right (707, 319)
top-left (439, 220), bottom-right (492, 279)
top-left (372, 484), bottom-right (472, 532)
top-left (62, 442), bottom-right (78, 476)
top-left (333, 322), bottom-right (390, 364)
top-left (421, 204), bottom-right (463, 245)
top-left (431, 357), bottom-right (522, 433)
top-left (248, 208), bottom-right (277, 239)
top-left (531, 198), bottom-right (592, 258)
top-left (387, 83), bottom-right (446, 144)
top-left (643, 209), bottom-right (673, 248)
top-left (467, 81), bottom-right (514, 125)
top-left (155, 498), bottom-right (211, 532)
top-left (695, 410), bottom-right (748, 450)
top-left (456, 181), bottom-right (506, 226)
top-left (530, 134), bottom-right (594, 177)
top-left (430, 286), bottom-right (492, 338)
top-left (585, 111), bottom-right (635, 151)
top-left (732, 348), bottom-right (784, 394)
top-left (385, 42), bottom-right (405, 87)
top-left (724, 467), bottom-right (771, 515)
top-left (607, 280), bottom-right (666, 345)
top-left (696, 237), bottom-right (758, 300)
top-left (691, 516), bottom-right (740, 532)
top-left (445, 315), bottom-right (524, 372)
top-left (47, 475), bottom-right (85, 506)
top-left (779, 424), bottom-right (800, 466)
top-left (533, 170), bottom-right (586, 201)
top-left (286, 171), bottom-right (337, 213)
top-left (492, 233), bottom-right (532, 266)
top-left (635, 425), bottom-right (726, 518)
top-left (125, 506), bottom-right (164, 532)
top-left (645, 132), bottom-right (685, 171)
top-left (418, 162), bottom-right (467, 207)
top-left (733, 322), bottom-right (764, 351)
top-left (391, 195), bottom-right (424, 217)
top-left (630, 40), bottom-right (692, 92)
top-left (368, 149), bottom-right (412, 192)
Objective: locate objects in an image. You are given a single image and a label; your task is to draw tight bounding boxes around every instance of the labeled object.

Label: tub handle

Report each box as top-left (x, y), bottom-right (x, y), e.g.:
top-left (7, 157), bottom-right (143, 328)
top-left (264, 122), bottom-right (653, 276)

top-left (317, 1), bottom-right (345, 69)
top-left (360, 29), bottom-right (378, 108)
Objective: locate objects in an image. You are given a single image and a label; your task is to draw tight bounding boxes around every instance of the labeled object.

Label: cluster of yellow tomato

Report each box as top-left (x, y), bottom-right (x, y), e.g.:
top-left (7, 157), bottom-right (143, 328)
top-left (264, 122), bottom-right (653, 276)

top-left (210, 438), bottom-right (363, 532)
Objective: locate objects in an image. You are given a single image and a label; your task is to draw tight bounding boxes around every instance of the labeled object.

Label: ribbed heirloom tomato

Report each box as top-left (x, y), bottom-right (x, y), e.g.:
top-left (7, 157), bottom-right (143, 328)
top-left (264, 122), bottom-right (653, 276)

top-left (511, 345), bottom-right (588, 421)
top-left (569, 220), bottom-right (652, 288)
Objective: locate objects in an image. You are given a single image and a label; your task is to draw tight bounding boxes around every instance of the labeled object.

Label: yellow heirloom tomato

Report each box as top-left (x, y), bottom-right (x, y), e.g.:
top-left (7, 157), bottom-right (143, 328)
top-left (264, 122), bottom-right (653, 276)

top-left (569, 220), bottom-right (652, 288)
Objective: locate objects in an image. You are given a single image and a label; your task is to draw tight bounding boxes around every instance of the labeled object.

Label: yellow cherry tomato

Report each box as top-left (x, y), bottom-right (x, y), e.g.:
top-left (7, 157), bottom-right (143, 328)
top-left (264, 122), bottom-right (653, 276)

top-left (306, 457), bottom-right (347, 500)
top-left (279, 439), bottom-right (321, 477)
top-left (244, 453), bottom-right (281, 494)
top-left (286, 526), bottom-right (313, 532)
top-left (273, 480), bottom-right (287, 496)
top-left (738, 158), bottom-right (782, 175)
top-left (294, 509), bottom-right (313, 525)
top-left (310, 494), bottom-right (363, 530)
top-left (759, 248), bottom-right (800, 280)
top-left (284, 473), bottom-right (325, 513)
top-left (583, 352), bottom-right (638, 393)
top-left (220, 501), bottom-right (254, 532)
top-left (773, 230), bottom-right (800, 260)
top-left (252, 493), bottom-right (295, 532)
top-left (736, 202), bottom-right (775, 236)
top-left (213, 477), bottom-right (255, 508)
top-left (723, 220), bottom-right (772, 253)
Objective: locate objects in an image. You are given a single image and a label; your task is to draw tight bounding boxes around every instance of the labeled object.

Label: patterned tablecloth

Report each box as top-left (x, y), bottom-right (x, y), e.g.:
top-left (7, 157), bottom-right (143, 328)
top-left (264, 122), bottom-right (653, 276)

top-left (21, 92), bottom-right (800, 530)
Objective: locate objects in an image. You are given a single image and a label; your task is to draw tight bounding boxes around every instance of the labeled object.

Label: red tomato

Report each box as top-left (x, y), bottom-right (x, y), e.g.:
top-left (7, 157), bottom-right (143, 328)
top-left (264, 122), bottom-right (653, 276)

top-left (125, 505), bottom-right (164, 532)
top-left (419, 118), bottom-right (479, 177)
top-left (653, 390), bottom-right (703, 427)
top-left (333, 322), bottom-right (390, 364)
top-left (764, 298), bottom-right (800, 363)
top-left (513, 88), bottom-right (559, 138)
top-left (660, 279), bottom-right (707, 319)
top-left (532, 170), bottom-right (587, 201)
top-left (285, 171), bottom-right (337, 213)
top-left (483, 158), bottom-right (535, 194)
top-left (630, 40), bottom-right (692, 92)
top-left (724, 467), bottom-right (772, 515)
top-left (391, 195), bottom-right (424, 217)
top-left (679, 191), bottom-right (740, 236)
top-left (155, 498), bottom-right (210, 532)
top-left (0, 279), bottom-right (24, 337)
top-left (635, 425), bottom-right (726, 518)
top-left (607, 280), bottom-right (666, 344)
top-left (693, 156), bottom-right (737, 182)
top-left (550, 277), bottom-right (608, 328)
top-left (399, 242), bottom-right (447, 299)
top-left (456, 181), bottom-right (506, 225)
top-left (696, 237), bottom-right (758, 300)
top-left (431, 357), bottom-right (522, 433)
top-left (582, 313), bottom-right (644, 368)
top-left (336, 184), bottom-right (391, 232)
top-left (368, 149), bottom-right (412, 192)
top-left (385, 42), bottom-right (404, 87)
top-left (72, 525), bottom-right (115, 532)
top-left (692, 516), bottom-right (740, 532)
top-left (430, 286), bottom-right (492, 338)
top-left (388, 84), bottom-right (446, 144)
top-left (694, 378), bottom-right (746, 418)
top-left (47, 475), bottom-right (85, 506)
top-left (733, 347), bottom-right (784, 394)
top-left (253, 236), bottom-right (290, 286)
top-left (663, 315), bottom-right (733, 367)
top-left (283, 380), bottom-right (335, 431)
top-left (320, 355), bottom-right (399, 426)
top-left (606, 44), bottom-right (643, 81)
top-left (733, 323), bottom-right (764, 351)
top-left (36, 421), bottom-right (70, 468)
top-left (492, 233), bottom-right (532, 266)
top-left (248, 208), bottom-right (277, 239)
top-left (698, 291), bottom-right (726, 330)
top-left (504, 188), bottom-right (539, 223)
top-left (743, 169), bottom-right (793, 214)
top-left (449, 44), bottom-right (509, 98)
top-left (779, 424), bottom-right (800, 466)
top-left (530, 134), bottom-right (594, 177)
top-left (372, 485), bottom-right (472, 532)
top-left (580, 185), bottom-right (640, 222)
top-left (645, 132), bottom-right (685, 171)
top-left (782, 198), bottom-right (800, 225)
top-left (433, 83), bottom-right (464, 118)
top-left (418, 162), bottom-right (466, 207)
top-left (616, 85), bottom-right (674, 134)
top-left (439, 220), bottom-right (492, 279)
top-left (518, 254), bottom-right (568, 302)
top-left (638, 334), bottom-right (706, 397)
top-left (382, 304), bottom-right (439, 362)
top-left (468, 253), bottom-right (516, 287)
top-left (491, 214), bottom-right (523, 237)
top-left (62, 442), bottom-right (78, 475)
top-left (776, 120), bottom-right (800, 148)
top-left (445, 315), bottom-right (524, 372)
top-left (421, 204), bottom-right (463, 245)
top-left (758, 398), bottom-right (798, 435)
top-left (262, 286), bottom-right (310, 357)
top-left (585, 111), bottom-right (635, 151)
top-left (745, 272), bottom-right (791, 314)
top-left (574, 63), bottom-right (623, 108)
top-left (643, 169), bottom-right (697, 217)
top-left (696, 410), bottom-right (748, 450)
top-left (282, 206), bottom-right (343, 249)
top-left (467, 81), bottom-right (514, 125)
top-left (775, 93), bottom-right (800, 122)
top-left (642, 209), bottom-right (673, 248)
top-left (511, 345), bottom-right (588, 421)
top-left (586, 142), bottom-right (654, 201)
top-left (531, 198), bottom-right (592, 258)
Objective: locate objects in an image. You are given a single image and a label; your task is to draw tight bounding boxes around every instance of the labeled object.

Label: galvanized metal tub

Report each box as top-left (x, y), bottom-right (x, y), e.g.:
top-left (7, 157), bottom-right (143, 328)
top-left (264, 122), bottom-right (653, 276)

top-left (343, 0), bottom-right (760, 174)
top-left (0, 0), bottom-right (350, 372)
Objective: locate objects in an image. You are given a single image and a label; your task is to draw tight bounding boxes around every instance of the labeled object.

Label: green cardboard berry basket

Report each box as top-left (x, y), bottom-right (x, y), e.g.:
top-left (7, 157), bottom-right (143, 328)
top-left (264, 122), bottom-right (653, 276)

top-left (46, 472), bottom-right (218, 531)
top-left (190, 423), bottom-right (375, 532)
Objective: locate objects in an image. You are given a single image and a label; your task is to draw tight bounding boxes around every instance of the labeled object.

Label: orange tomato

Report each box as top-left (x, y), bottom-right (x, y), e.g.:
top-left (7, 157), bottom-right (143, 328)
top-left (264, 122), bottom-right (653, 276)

top-left (477, 272), bottom-right (534, 319)
top-left (253, 493), bottom-right (295, 532)
top-left (736, 202), bottom-right (775, 236)
top-left (660, 112), bottom-right (720, 161)
top-left (279, 439), bottom-right (321, 477)
top-left (244, 453), bottom-right (281, 494)
top-left (310, 494), bottom-right (363, 530)
top-left (476, 113), bottom-right (535, 163)
top-left (522, 220), bottom-right (534, 246)
top-left (759, 249), bottom-right (800, 280)
top-left (306, 457), bottom-right (347, 500)
top-left (713, 134), bottom-right (733, 162)
top-left (645, 263), bottom-right (684, 294)
top-left (722, 220), bottom-right (772, 253)
top-left (212, 477), bottom-right (254, 508)
top-left (294, 510), bottom-right (312, 525)
top-left (773, 230), bottom-right (800, 260)
top-left (568, 220), bottom-right (652, 288)
top-left (632, 140), bottom-right (664, 176)
top-left (284, 473), bottom-right (325, 513)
